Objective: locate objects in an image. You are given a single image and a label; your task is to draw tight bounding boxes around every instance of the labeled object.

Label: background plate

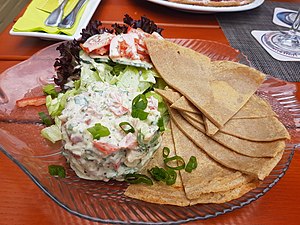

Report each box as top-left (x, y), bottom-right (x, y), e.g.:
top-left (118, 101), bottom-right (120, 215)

top-left (0, 39), bottom-right (298, 224)
top-left (9, 0), bottom-right (101, 41)
top-left (145, 0), bottom-right (264, 13)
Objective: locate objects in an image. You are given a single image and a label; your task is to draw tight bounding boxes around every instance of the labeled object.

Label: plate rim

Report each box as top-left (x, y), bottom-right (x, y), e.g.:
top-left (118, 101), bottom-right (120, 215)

top-left (0, 38), bottom-right (298, 224)
top-left (145, 0), bottom-right (265, 13)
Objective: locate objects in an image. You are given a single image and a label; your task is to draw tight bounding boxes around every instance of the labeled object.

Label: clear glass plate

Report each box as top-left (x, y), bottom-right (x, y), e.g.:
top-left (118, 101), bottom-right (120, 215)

top-left (0, 39), bottom-right (298, 224)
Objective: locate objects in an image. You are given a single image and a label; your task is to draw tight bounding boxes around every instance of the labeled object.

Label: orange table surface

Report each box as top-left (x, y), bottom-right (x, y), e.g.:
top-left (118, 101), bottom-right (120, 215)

top-left (1, 0), bottom-right (300, 224)
top-left (0, 0), bottom-right (223, 60)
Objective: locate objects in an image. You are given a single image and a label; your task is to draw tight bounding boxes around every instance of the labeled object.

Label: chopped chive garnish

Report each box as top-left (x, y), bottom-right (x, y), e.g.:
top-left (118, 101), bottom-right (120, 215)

top-left (185, 156), bottom-right (197, 173)
top-left (125, 173), bottom-right (153, 185)
top-left (164, 156), bottom-right (185, 170)
top-left (148, 166), bottom-right (177, 186)
top-left (87, 123), bottom-right (110, 140)
top-left (48, 165), bottom-right (66, 178)
top-left (43, 84), bottom-right (58, 98)
top-left (38, 112), bottom-right (53, 126)
top-left (163, 147), bottom-right (170, 158)
top-left (131, 94), bottom-right (149, 120)
top-left (119, 122), bottom-right (135, 134)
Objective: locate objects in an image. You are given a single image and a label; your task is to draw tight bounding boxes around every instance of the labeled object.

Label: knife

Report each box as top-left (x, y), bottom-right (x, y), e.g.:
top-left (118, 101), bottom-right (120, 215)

top-left (58, 0), bottom-right (88, 29)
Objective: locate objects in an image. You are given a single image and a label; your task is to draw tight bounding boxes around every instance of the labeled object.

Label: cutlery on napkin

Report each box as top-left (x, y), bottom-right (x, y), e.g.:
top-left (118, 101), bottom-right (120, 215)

top-left (12, 0), bottom-right (89, 36)
top-left (44, 0), bottom-right (70, 27)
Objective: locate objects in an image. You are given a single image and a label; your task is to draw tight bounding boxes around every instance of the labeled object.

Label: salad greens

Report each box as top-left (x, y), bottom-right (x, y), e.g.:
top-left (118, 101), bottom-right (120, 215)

top-left (41, 15), bottom-right (168, 144)
top-left (54, 15), bottom-right (163, 90)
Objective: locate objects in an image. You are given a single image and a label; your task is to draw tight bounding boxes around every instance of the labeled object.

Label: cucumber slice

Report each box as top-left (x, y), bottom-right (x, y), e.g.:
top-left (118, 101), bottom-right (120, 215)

top-left (113, 58), bottom-right (153, 69)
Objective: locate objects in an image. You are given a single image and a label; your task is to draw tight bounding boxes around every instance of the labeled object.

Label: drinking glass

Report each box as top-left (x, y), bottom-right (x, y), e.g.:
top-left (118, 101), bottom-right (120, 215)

top-left (262, 8), bottom-right (300, 58)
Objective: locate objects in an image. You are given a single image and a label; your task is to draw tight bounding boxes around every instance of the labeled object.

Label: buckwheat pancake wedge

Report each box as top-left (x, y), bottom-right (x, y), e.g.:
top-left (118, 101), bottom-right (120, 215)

top-left (171, 121), bottom-right (253, 198)
top-left (125, 121), bottom-right (258, 206)
top-left (169, 107), bottom-right (284, 180)
top-left (168, 93), bottom-right (276, 120)
top-left (146, 38), bottom-right (265, 128)
top-left (203, 117), bottom-right (219, 136)
top-left (154, 88), bottom-right (181, 104)
top-left (234, 94), bottom-right (277, 119)
top-left (181, 111), bottom-right (204, 124)
top-left (213, 132), bottom-right (286, 158)
top-left (174, 98), bottom-right (288, 141)
top-left (220, 117), bottom-right (290, 141)
top-left (124, 129), bottom-right (190, 206)
top-left (179, 110), bottom-right (285, 158)
top-left (189, 180), bottom-right (260, 205)
top-left (171, 96), bottom-right (200, 114)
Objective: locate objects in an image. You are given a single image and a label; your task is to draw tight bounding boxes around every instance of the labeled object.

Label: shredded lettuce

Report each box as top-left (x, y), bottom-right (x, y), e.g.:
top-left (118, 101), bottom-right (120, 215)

top-left (41, 125), bottom-right (62, 143)
top-left (46, 89), bottom-right (77, 117)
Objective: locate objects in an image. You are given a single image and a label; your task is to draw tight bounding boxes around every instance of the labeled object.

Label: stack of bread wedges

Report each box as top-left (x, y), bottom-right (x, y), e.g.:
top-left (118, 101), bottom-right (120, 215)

top-left (125, 39), bottom-right (290, 206)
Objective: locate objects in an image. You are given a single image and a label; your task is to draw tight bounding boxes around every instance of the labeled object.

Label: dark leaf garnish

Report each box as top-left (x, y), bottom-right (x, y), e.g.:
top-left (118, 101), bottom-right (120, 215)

top-left (111, 23), bottom-right (128, 35)
top-left (80, 20), bottom-right (114, 43)
top-left (123, 14), bottom-right (163, 35)
top-left (53, 40), bottom-right (82, 91)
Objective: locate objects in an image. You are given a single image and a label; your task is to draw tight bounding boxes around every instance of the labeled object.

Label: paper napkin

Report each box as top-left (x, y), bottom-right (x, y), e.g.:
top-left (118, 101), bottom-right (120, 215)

top-left (251, 30), bottom-right (300, 62)
top-left (12, 0), bottom-right (88, 36)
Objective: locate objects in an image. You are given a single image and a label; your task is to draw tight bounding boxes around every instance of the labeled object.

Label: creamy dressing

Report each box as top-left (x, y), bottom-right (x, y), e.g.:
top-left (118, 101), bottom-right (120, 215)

top-left (59, 82), bottom-right (162, 181)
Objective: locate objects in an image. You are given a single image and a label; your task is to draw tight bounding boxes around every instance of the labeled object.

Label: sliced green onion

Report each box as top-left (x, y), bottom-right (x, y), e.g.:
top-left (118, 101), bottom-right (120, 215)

top-left (131, 109), bottom-right (149, 120)
top-left (119, 122), bottom-right (135, 134)
top-left (185, 156), bottom-right (197, 173)
top-left (157, 117), bottom-right (165, 132)
top-left (165, 169), bottom-right (177, 185)
top-left (131, 94), bottom-right (149, 120)
top-left (38, 112), bottom-right (53, 126)
top-left (163, 147), bottom-right (170, 158)
top-left (148, 166), bottom-right (168, 181)
top-left (87, 123), bottom-right (110, 140)
top-left (164, 156), bottom-right (185, 170)
top-left (132, 94), bottom-right (148, 109)
top-left (125, 173), bottom-right (153, 185)
top-left (48, 165), bottom-right (66, 178)
top-left (43, 84), bottom-right (58, 98)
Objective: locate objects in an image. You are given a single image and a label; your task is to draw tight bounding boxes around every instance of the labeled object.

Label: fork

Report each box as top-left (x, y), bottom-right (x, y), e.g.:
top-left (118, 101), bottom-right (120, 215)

top-left (58, 0), bottom-right (88, 29)
top-left (44, 0), bottom-right (69, 27)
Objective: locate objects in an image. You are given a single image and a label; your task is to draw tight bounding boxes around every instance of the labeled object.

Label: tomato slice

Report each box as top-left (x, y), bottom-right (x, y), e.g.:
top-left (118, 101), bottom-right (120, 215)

top-left (16, 96), bottom-right (46, 107)
top-left (81, 33), bottom-right (116, 54)
top-left (93, 141), bottom-right (120, 155)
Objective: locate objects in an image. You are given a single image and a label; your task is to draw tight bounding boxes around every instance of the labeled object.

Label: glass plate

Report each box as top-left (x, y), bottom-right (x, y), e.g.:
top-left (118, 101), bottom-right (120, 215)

top-left (0, 39), bottom-right (298, 224)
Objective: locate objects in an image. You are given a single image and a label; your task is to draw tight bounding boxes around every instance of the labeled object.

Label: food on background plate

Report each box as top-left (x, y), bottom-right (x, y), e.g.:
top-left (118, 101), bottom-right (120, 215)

top-left (168, 0), bottom-right (254, 7)
top-left (16, 15), bottom-right (290, 206)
